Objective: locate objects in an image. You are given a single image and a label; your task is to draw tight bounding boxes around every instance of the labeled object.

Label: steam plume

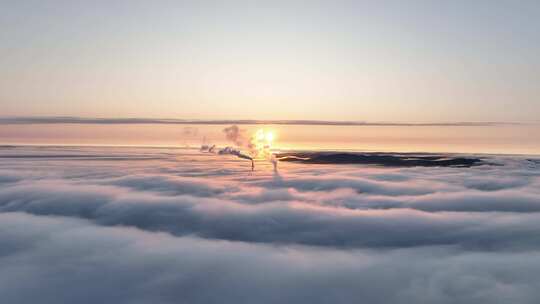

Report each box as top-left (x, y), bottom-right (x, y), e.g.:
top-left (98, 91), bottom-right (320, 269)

top-left (218, 125), bottom-right (280, 171)
top-left (223, 125), bottom-right (244, 146)
top-left (219, 146), bottom-right (254, 170)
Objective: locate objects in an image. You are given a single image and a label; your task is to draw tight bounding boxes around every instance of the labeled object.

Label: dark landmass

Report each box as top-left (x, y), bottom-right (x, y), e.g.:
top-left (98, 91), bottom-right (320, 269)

top-left (276, 152), bottom-right (485, 167)
top-left (527, 159), bottom-right (540, 167)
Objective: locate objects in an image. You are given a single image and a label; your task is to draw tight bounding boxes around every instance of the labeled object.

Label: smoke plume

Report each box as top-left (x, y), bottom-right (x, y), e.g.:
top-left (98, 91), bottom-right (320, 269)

top-left (219, 146), bottom-right (254, 170)
top-left (223, 125), bottom-right (244, 146)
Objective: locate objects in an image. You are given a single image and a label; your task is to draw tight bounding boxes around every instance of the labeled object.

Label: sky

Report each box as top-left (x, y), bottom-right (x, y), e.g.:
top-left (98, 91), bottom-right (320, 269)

top-left (1, 0), bottom-right (539, 122)
top-left (2, 3), bottom-right (540, 301)
top-left (1, 123), bottom-right (540, 155)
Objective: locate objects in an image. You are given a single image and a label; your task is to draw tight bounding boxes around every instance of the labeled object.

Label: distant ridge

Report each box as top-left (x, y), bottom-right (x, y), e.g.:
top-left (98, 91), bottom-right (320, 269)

top-left (0, 117), bottom-right (523, 127)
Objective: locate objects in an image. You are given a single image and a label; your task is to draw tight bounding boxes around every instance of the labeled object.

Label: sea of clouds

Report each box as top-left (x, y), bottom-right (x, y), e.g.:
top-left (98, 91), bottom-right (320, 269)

top-left (1, 146), bottom-right (540, 303)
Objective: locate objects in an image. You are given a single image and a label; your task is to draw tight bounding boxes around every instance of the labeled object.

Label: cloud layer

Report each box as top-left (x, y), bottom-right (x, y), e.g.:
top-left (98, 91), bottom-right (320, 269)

top-left (0, 116), bottom-right (520, 126)
top-left (1, 146), bottom-right (540, 303)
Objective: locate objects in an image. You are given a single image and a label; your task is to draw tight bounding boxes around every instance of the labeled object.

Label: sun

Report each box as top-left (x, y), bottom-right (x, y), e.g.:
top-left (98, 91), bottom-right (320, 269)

top-left (254, 129), bottom-right (275, 145)
top-left (251, 129), bottom-right (276, 158)
top-left (265, 131), bottom-right (274, 143)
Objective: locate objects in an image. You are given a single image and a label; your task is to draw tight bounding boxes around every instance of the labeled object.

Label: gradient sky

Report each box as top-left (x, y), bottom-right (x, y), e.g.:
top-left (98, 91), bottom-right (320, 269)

top-left (1, 0), bottom-right (539, 122)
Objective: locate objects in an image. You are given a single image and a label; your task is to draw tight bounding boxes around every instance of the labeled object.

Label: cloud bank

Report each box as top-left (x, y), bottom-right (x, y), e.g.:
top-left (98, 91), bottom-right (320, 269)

top-left (1, 146), bottom-right (540, 303)
top-left (0, 116), bottom-right (521, 126)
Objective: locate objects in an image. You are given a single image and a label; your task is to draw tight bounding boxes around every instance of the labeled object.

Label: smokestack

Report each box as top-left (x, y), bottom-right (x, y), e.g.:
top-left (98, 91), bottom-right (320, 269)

top-left (271, 154), bottom-right (278, 172)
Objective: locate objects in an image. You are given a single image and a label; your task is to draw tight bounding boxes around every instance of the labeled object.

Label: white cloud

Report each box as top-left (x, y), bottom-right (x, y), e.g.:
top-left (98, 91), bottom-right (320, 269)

top-left (1, 146), bottom-right (540, 303)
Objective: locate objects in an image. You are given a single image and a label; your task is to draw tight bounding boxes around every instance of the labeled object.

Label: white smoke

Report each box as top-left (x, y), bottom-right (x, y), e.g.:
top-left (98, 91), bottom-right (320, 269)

top-left (218, 146), bottom-right (254, 170)
top-left (199, 125), bottom-right (280, 171)
top-left (223, 125), bottom-right (244, 146)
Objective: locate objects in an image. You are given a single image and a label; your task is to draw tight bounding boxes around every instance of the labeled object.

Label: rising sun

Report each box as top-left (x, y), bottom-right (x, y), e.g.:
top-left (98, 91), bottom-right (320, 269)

top-left (252, 129), bottom-right (276, 158)
top-left (255, 129), bottom-right (275, 145)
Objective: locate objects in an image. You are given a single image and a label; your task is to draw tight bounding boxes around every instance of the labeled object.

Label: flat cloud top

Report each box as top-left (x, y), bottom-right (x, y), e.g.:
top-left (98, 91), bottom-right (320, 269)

top-left (0, 116), bottom-right (521, 126)
top-left (1, 146), bottom-right (540, 303)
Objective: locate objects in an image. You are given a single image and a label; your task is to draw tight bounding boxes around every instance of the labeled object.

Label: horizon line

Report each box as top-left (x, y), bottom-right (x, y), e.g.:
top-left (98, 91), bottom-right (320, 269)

top-left (0, 116), bottom-right (529, 127)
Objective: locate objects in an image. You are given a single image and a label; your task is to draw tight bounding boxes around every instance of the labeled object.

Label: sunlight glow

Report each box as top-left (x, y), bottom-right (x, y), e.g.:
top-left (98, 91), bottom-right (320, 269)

top-left (250, 129), bottom-right (276, 159)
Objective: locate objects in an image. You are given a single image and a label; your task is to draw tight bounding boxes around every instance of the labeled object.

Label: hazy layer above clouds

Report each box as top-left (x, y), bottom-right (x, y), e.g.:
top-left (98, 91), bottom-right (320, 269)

top-left (1, 146), bottom-right (540, 303)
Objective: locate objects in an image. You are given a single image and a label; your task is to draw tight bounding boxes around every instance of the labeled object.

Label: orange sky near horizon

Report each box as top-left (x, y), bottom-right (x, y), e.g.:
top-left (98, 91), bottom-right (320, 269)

top-left (1, 123), bottom-right (539, 155)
